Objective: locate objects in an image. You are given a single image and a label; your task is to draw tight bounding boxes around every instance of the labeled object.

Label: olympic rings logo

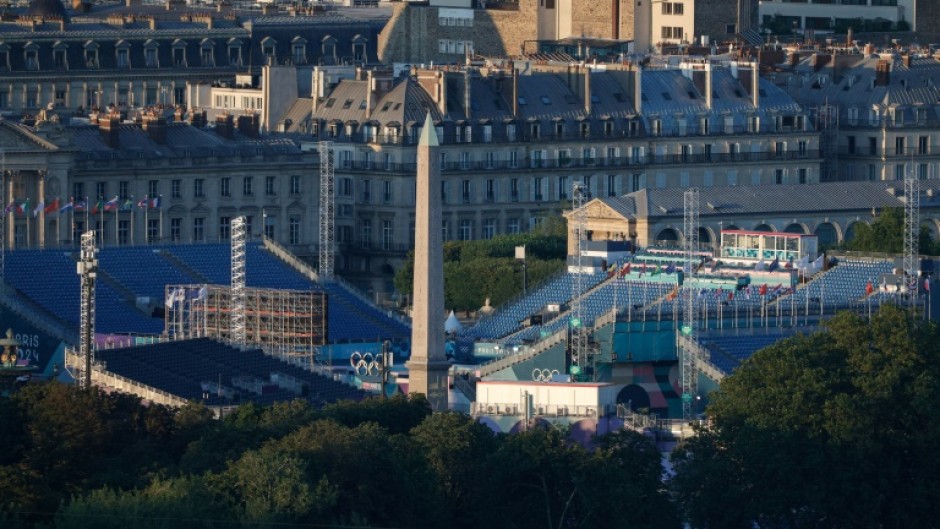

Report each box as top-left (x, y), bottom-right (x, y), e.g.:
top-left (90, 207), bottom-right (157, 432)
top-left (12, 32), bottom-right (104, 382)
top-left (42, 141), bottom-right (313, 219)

top-left (531, 368), bottom-right (560, 382)
top-left (350, 352), bottom-right (384, 377)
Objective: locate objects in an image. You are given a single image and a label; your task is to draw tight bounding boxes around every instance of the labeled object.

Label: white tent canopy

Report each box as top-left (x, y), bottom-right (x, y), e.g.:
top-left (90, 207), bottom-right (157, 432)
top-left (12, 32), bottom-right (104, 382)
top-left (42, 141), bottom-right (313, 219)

top-left (444, 310), bottom-right (463, 333)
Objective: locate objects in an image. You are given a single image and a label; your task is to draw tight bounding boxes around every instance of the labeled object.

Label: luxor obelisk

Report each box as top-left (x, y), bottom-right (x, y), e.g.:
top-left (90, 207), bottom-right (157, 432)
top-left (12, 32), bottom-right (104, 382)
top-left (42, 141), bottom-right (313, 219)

top-left (406, 113), bottom-right (450, 411)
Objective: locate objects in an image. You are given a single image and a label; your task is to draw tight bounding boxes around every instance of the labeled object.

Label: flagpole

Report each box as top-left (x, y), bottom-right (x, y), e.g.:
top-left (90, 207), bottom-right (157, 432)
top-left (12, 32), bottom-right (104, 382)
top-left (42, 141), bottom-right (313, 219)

top-left (114, 203), bottom-right (119, 247)
top-left (38, 196), bottom-right (44, 250)
top-left (99, 196), bottom-right (104, 247)
top-left (144, 195), bottom-right (149, 244)
top-left (130, 197), bottom-right (135, 246)
top-left (85, 196), bottom-right (89, 240)
top-left (159, 196), bottom-right (163, 241)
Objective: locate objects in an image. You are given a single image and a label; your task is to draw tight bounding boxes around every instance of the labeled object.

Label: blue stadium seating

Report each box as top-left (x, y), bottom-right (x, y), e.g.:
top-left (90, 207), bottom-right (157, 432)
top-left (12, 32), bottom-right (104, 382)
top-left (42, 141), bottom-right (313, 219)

top-left (98, 337), bottom-right (367, 405)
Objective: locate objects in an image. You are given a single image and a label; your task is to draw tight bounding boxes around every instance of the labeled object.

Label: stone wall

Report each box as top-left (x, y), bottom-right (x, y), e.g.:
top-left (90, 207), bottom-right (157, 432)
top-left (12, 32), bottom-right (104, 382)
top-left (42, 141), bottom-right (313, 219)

top-left (694, 0), bottom-right (748, 42)
top-left (378, 0), bottom-right (540, 64)
top-left (916, 1), bottom-right (940, 34)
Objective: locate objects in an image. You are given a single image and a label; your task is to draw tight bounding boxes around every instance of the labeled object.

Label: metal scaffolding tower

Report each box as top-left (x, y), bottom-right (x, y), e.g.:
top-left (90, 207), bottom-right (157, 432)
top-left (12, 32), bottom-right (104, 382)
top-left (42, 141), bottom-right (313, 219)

top-left (318, 141), bottom-right (335, 280)
top-left (904, 160), bottom-right (919, 299)
top-left (569, 182), bottom-right (594, 379)
top-left (0, 168), bottom-right (5, 282)
top-left (231, 216), bottom-right (247, 346)
top-left (681, 188), bottom-right (700, 422)
top-left (77, 231), bottom-right (98, 389)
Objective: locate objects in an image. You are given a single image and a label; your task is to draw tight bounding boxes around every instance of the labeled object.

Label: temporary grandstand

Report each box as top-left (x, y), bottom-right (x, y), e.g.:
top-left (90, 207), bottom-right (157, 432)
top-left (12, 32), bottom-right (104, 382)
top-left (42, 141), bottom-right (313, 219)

top-left (460, 239), bottom-right (925, 421)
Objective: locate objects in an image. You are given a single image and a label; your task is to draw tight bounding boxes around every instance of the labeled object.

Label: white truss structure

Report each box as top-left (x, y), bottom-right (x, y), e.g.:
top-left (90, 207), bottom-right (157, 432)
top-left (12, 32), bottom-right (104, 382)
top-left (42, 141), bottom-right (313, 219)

top-left (681, 188), bottom-right (700, 422)
top-left (570, 182), bottom-right (593, 379)
top-left (231, 216), bottom-right (247, 346)
top-left (78, 231), bottom-right (98, 388)
top-left (318, 141), bottom-right (335, 280)
top-left (904, 161), bottom-right (919, 299)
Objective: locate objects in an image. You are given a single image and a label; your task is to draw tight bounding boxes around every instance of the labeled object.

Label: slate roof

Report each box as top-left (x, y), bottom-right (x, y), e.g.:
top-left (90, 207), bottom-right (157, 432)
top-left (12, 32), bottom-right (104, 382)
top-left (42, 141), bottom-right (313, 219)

top-left (600, 181), bottom-right (940, 219)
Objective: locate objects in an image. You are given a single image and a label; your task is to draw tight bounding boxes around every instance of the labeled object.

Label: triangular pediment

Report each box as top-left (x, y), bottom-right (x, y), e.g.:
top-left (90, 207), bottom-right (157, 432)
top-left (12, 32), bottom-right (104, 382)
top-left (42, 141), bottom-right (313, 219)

top-left (565, 198), bottom-right (630, 221)
top-left (0, 121), bottom-right (60, 153)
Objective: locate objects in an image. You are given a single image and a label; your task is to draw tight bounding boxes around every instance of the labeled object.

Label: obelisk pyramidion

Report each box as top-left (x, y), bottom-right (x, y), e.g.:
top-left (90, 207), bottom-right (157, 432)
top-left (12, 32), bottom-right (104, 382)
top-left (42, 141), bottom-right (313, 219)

top-left (406, 112), bottom-right (450, 411)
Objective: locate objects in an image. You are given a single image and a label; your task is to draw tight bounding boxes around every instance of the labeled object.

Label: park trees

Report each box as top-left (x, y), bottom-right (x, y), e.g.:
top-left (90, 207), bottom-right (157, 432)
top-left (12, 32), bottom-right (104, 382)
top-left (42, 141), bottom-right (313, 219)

top-left (671, 305), bottom-right (940, 528)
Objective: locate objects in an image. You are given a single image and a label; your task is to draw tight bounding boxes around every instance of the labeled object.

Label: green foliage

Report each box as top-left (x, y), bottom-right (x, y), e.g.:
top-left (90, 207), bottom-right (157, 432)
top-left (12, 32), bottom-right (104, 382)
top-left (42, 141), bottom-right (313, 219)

top-left (671, 305), bottom-right (940, 528)
top-left (0, 382), bottom-right (676, 529)
top-left (844, 207), bottom-right (939, 255)
top-left (394, 231), bottom-right (567, 311)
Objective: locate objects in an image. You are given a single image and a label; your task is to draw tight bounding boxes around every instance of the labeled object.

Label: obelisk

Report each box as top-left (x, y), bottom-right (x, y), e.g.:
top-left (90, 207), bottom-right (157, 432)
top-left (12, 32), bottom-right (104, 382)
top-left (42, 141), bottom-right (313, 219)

top-left (406, 113), bottom-right (450, 411)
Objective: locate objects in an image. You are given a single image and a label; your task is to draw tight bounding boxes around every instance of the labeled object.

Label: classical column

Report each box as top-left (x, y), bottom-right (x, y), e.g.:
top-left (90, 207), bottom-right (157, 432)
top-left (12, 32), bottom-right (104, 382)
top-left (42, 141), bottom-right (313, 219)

top-left (406, 113), bottom-right (450, 412)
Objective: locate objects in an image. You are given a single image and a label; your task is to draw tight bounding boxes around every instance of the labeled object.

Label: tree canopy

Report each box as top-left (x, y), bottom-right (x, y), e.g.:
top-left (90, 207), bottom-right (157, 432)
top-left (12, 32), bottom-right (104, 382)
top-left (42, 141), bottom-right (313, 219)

top-left (0, 384), bottom-right (677, 529)
top-left (395, 229), bottom-right (568, 312)
top-left (670, 305), bottom-right (940, 528)
top-left (844, 207), bottom-right (938, 254)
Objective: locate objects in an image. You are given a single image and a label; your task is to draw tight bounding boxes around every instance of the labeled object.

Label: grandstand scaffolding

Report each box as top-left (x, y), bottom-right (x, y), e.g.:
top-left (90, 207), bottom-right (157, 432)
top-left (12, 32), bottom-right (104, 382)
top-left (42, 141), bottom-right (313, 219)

top-left (231, 216), bottom-right (247, 345)
top-left (165, 284), bottom-right (327, 358)
top-left (905, 155), bottom-right (919, 299)
top-left (0, 165), bottom-right (5, 281)
top-left (569, 182), bottom-right (597, 380)
top-left (318, 141), bottom-right (335, 280)
top-left (681, 188), bottom-right (699, 422)
top-left (77, 231), bottom-right (98, 389)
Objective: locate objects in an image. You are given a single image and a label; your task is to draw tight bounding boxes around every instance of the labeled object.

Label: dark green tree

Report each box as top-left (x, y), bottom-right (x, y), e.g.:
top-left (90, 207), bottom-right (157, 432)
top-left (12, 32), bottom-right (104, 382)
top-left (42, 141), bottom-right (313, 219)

top-left (671, 305), bottom-right (940, 528)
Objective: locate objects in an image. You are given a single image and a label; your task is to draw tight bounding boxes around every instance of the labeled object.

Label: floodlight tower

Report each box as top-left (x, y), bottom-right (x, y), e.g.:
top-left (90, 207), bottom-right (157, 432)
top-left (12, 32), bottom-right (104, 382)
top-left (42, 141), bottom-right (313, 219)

top-left (681, 188), bottom-right (700, 422)
top-left (77, 231), bottom-right (98, 389)
top-left (231, 216), bottom-right (247, 345)
top-left (318, 141), bottom-right (335, 280)
top-left (904, 159), bottom-right (919, 302)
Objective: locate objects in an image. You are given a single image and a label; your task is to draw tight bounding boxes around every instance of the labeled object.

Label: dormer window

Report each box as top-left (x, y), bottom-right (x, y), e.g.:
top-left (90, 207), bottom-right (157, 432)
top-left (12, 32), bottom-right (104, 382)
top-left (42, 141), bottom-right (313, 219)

top-left (847, 107), bottom-right (858, 125)
top-left (84, 41), bottom-right (99, 68)
top-left (352, 34), bottom-right (368, 62)
top-left (580, 121), bottom-right (590, 137)
top-left (291, 36), bottom-right (307, 64)
top-left (24, 42), bottom-right (39, 71)
top-left (115, 40), bottom-right (131, 68)
top-left (321, 35), bottom-right (337, 60)
top-left (143, 40), bottom-right (159, 68)
top-left (604, 120), bottom-right (614, 136)
top-left (261, 37), bottom-right (277, 64)
top-left (0, 44), bottom-right (9, 71)
top-left (228, 39), bottom-right (243, 67)
top-left (172, 40), bottom-right (187, 67)
top-left (200, 39), bottom-right (215, 66)
top-left (53, 41), bottom-right (68, 70)
top-left (651, 118), bottom-right (662, 136)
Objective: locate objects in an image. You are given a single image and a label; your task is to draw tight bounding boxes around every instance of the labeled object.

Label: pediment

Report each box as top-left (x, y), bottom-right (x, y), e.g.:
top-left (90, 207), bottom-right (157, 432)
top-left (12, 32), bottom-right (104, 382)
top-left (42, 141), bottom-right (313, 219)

top-left (0, 121), bottom-right (60, 152)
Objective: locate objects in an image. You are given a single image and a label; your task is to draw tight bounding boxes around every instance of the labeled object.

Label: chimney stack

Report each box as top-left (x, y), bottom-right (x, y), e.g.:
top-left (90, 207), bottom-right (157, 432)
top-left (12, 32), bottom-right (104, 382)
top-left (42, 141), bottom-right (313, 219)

top-left (142, 114), bottom-right (167, 144)
top-left (464, 70), bottom-right (472, 120)
top-left (875, 59), bottom-right (891, 87)
top-left (583, 66), bottom-right (591, 114)
top-left (237, 114), bottom-right (260, 138)
top-left (511, 65), bottom-right (519, 118)
top-left (633, 66), bottom-right (642, 115)
top-left (215, 114), bottom-right (235, 139)
top-left (902, 54), bottom-right (911, 69)
top-left (365, 70), bottom-right (373, 118)
top-left (98, 114), bottom-right (120, 149)
top-left (189, 109), bottom-right (207, 128)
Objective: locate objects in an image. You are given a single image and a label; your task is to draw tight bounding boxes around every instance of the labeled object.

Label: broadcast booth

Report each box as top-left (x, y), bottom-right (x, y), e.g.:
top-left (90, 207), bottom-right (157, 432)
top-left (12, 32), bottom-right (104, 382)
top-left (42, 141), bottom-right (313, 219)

top-left (719, 230), bottom-right (818, 267)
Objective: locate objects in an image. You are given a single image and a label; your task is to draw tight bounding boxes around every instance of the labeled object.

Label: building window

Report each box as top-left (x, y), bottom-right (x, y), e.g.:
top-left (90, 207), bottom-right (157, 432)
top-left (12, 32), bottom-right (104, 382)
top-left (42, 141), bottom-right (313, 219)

top-left (559, 176), bottom-right (568, 200)
top-left (96, 182), bottom-right (107, 200)
top-left (289, 216), bottom-right (301, 245)
top-left (441, 181), bottom-right (448, 203)
top-left (662, 2), bottom-right (684, 15)
top-left (483, 219), bottom-right (496, 240)
top-left (775, 169), bottom-right (784, 184)
top-left (459, 219), bottom-right (472, 241)
top-left (147, 180), bottom-right (159, 197)
top-left (221, 177), bottom-right (231, 197)
top-left (118, 181), bottom-right (129, 199)
top-left (362, 179), bottom-right (371, 203)
top-left (194, 179), bottom-right (204, 198)
top-left (508, 151), bottom-right (518, 168)
top-left (265, 176), bottom-right (276, 196)
top-left (243, 177), bottom-right (253, 197)
top-left (289, 175), bottom-right (301, 195)
top-left (383, 180), bottom-right (392, 203)
top-left (507, 218), bottom-right (520, 234)
top-left (172, 179), bottom-right (181, 198)
top-left (607, 175), bottom-right (618, 197)
top-left (510, 178), bottom-right (519, 202)
top-left (147, 219), bottom-right (159, 243)
top-left (534, 177), bottom-right (543, 201)
top-left (193, 217), bottom-right (205, 242)
top-left (919, 136), bottom-right (929, 155)
top-left (462, 180), bottom-right (472, 203)
top-left (219, 216), bottom-right (231, 240)
top-left (382, 220), bottom-right (393, 250)
top-left (798, 168), bottom-right (807, 184)
top-left (486, 179), bottom-right (496, 202)
top-left (170, 218), bottom-right (182, 242)
top-left (360, 219), bottom-right (372, 247)
top-left (263, 215), bottom-right (275, 239)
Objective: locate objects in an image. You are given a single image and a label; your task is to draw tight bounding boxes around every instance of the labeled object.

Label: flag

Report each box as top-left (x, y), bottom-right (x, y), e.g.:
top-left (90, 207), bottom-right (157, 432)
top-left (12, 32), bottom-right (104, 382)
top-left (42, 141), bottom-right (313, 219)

top-left (715, 288), bottom-right (724, 298)
top-left (59, 199), bottom-right (74, 214)
top-left (150, 196), bottom-right (162, 208)
top-left (666, 286), bottom-right (679, 301)
top-left (44, 198), bottom-right (59, 215)
top-left (810, 256), bottom-right (824, 274)
top-left (196, 286), bottom-right (208, 300)
top-left (74, 199), bottom-right (87, 212)
top-left (137, 195), bottom-right (149, 208)
top-left (620, 262), bottom-right (631, 277)
top-left (768, 257), bottom-right (780, 272)
top-left (3, 202), bottom-right (14, 214)
top-left (120, 199), bottom-right (134, 212)
top-left (16, 198), bottom-right (29, 216)
top-left (925, 278), bottom-right (931, 293)
top-left (92, 199), bottom-right (104, 214)
top-left (665, 263), bottom-right (676, 274)
top-left (755, 259), bottom-right (766, 271)
top-left (651, 265), bottom-right (661, 276)
top-left (728, 291), bottom-right (734, 301)
top-left (784, 256), bottom-right (794, 269)
top-left (711, 260), bottom-right (720, 272)
top-left (165, 288), bottom-right (184, 307)
top-left (104, 196), bottom-right (120, 212)
top-left (32, 199), bottom-right (43, 218)
top-left (759, 284), bottom-right (768, 296)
